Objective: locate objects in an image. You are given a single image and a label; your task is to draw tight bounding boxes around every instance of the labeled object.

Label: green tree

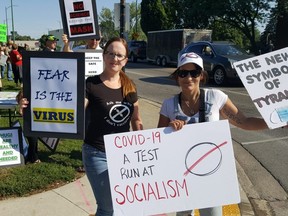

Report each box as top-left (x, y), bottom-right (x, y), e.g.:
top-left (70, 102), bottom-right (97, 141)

top-left (98, 8), bottom-right (119, 43)
top-left (15, 35), bottom-right (34, 41)
top-left (140, 0), bottom-right (169, 35)
top-left (210, 21), bottom-right (254, 51)
top-left (140, 0), bottom-right (273, 54)
top-left (98, 2), bottom-right (146, 42)
top-left (275, 0), bottom-right (288, 49)
top-left (162, 0), bottom-right (181, 28)
top-left (214, 0), bottom-right (271, 54)
top-left (177, 0), bottom-right (213, 29)
top-left (129, 2), bottom-right (146, 40)
top-left (179, 0), bottom-right (272, 54)
top-left (260, 6), bottom-right (277, 53)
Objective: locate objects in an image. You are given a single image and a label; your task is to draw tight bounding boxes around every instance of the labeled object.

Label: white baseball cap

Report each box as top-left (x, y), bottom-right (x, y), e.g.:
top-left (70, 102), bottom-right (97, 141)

top-left (178, 52), bottom-right (203, 69)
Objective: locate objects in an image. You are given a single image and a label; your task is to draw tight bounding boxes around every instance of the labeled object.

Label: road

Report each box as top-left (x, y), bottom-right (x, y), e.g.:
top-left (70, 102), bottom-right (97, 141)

top-left (125, 61), bottom-right (288, 215)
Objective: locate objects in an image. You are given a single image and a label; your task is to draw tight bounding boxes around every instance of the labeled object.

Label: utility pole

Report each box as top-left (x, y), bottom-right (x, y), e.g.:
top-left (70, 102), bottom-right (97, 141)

top-left (120, 0), bottom-right (125, 39)
top-left (135, 0), bottom-right (138, 33)
top-left (11, 0), bottom-right (15, 42)
top-left (5, 7), bottom-right (9, 42)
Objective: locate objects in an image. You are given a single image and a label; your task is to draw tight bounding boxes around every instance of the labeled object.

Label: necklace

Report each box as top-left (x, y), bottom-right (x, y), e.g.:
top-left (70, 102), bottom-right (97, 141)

top-left (181, 92), bottom-right (200, 116)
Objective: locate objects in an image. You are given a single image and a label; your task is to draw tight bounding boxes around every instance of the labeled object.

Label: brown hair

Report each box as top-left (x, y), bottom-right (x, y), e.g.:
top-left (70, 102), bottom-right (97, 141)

top-left (16, 89), bottom-right (23, 104)
top-left (103, 37), bottom-right (136, 97)
top-left (12, 43), bottom-right (18, 50)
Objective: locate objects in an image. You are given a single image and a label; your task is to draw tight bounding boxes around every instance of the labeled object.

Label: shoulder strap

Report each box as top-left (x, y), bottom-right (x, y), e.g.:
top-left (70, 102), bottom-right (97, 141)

top-left (199, 89), bottom-right (205, 122)
top-left (173, 94), bottom-right (180, 113)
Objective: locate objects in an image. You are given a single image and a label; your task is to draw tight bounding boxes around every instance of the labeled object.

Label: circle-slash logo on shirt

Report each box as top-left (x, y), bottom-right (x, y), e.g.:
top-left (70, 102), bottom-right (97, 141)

top-left (109, 104), bottom-right (131, 123)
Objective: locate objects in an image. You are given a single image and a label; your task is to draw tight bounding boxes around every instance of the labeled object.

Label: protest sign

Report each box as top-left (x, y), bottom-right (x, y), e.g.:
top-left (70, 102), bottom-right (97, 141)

top-left (0, 127), bottom-right (25, 167)
top-left (12, 120), bottom-right (28, 158)
top-left (59, 0), bottom-right (100, 41)
top-left (22, 51), bottom-right (85, 139)
top-left (0, 53), bottom-right (8, 66)
top-left (75, 49), bottom-right (103, 78)
top-left (104, 120), bottom-right (240, 216)
top-left (233, 47), bottom-right (288, 129)
top-left (39, 137), bottom-right (60, 152)
top-left (0, 24), bottom-right (7, 43)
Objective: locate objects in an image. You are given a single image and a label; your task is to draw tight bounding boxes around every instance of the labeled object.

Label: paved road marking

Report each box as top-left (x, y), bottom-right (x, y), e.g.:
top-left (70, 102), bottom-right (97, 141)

top-left (241, 136), bottom-right (288, 145)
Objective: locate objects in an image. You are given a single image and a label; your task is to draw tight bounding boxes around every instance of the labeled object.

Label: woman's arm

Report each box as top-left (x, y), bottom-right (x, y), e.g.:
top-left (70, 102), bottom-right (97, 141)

top-left (16, 52), bottom-right (22, 61)
top-left (131, 101), bottom-right (143, 131)
top-left (220, 98), bottom-right (268, 130)
top-left (157, 114), bottom-right (186, 130)
top-left (157, 114), bottom-right (170, 128)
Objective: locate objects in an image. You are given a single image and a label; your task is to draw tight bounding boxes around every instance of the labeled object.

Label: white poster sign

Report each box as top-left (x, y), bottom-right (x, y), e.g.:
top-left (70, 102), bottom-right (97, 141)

top-left (30, 57), bottom-right (78, 133)
top-left (0, 128), bottom-right (24, 167)
top-left (59, 0), bottom-right (100, 40)
top-left (0, 53), bottom-right (8, 66)
top-left (234, 47), bottom-right (288, 129)
top-left (104, 120), bottom-right (240, 216)
top-left (76, 49), bottom-right (103, 78)
top-left (22, 51), bottom-right (85, 139)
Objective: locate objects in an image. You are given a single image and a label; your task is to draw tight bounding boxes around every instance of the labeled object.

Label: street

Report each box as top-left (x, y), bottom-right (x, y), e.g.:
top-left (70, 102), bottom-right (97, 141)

top-left (126, 60), bottom-right (288, 215)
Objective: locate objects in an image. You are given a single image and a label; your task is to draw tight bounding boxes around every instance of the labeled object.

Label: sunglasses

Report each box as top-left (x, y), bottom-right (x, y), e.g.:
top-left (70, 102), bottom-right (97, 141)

top-left (177, 69), bottom-right (201, 78)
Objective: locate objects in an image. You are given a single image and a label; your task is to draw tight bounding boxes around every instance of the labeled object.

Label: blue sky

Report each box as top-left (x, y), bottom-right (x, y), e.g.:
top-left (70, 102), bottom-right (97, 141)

top-left (0, 0), bottom-right (139, 39)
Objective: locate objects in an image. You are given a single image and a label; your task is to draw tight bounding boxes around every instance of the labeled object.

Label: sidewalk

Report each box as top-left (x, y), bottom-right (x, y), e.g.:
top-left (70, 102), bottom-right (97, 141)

top-left (0, 98), bottom-right (255, 216)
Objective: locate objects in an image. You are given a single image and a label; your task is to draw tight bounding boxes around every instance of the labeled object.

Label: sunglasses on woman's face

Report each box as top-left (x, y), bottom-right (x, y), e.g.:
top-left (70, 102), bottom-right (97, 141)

top-left (177, 69), bottom-right (201, 78)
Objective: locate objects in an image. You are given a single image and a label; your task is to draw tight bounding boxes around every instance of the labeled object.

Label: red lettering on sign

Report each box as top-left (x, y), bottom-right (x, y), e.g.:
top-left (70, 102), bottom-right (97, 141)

top-left (70, 23), bottom-right (94, 35)
top-left (114, 179), bottom-right (189, 205)
top-left (73, 2), bottom-right (84, 11)
top-left (70, 11), bottom-right (90, 19)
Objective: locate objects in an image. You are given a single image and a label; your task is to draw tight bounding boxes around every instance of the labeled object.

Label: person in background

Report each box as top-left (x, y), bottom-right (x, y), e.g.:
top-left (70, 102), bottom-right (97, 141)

top-left (0, 68), bottom-right (2, 91)
top-left (39, 34), bottom-right (59, 52)
top-left (62, 33), bottom-right (102, 52)
top-left (0, 44), bottom-right (5, 91)
top-left (16, 89), bottom-right (40, 163)
top-left (4, 41), bottom-right (14, 81)
top-left (0, 44), bottom-right (6, 80)
top-left (19, 37), bottom-right (143, 215)
top-left (9, 43), bottom-right (23, 87)
top-left (157, 52), bottom-right (270, 216)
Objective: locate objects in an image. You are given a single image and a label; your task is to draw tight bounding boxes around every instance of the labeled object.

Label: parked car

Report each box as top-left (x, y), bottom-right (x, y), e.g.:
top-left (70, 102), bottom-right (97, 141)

top-left (127, 40), bottom-right (147, 62)
top-left (178, 41), bottom-right (253, 85)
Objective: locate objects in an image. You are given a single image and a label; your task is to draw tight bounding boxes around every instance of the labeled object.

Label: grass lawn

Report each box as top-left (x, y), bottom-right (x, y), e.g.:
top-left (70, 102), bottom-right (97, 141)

top-left (0, 76), bottom-right (84, 200)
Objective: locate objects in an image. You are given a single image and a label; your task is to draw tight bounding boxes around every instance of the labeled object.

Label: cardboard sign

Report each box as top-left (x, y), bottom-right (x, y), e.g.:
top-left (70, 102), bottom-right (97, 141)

top-left (59, 0), bottom-right (100, 40)
top-left (233, 47), bottom-right (288, 129)
top-left (0, 127), bottom-right (25, 167)
top-left (22, 51), bottom-right (85, 139)
top-left (104, 120), bottom-right (240, 216)
top-left (75, 49), bottom-right (103, 78)
top-left (0, 53), bottom-right (8, 66)
top-left (0, 24), bottom-right (7, 43)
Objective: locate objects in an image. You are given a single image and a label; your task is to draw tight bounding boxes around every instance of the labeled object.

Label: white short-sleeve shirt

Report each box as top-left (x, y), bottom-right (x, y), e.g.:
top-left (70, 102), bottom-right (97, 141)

top-left (160, 88), bottom-right (228, 124)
